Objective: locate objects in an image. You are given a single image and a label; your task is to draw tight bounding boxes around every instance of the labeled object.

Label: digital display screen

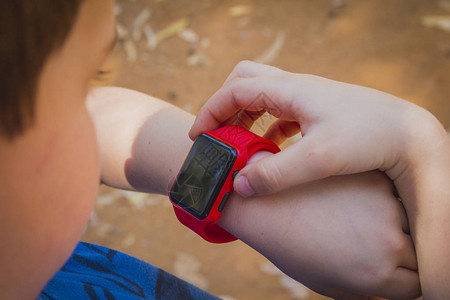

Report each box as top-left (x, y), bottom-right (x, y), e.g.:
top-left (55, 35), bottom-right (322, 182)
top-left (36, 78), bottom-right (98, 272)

top-left (170, 134), bottom-right (237, 219)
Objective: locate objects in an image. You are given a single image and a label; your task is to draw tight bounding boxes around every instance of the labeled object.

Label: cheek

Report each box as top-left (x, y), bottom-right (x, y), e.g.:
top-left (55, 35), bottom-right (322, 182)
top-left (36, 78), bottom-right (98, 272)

top-left (38, 107), bottom-right (101, 275)
top-left (0, 105), bottom-right (101, 290)
top-left (31, 105), bottom-right (101, 265)
top-left (45, 108), bottom-right (100, 239)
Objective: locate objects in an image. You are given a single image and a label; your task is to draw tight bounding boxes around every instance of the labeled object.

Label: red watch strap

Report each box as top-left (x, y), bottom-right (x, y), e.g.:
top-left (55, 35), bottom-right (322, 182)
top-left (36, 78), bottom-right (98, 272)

top-left (201, 126), bottom-right (280, 243)
top-left (211, 126), bottom-right (261, 149)
top-left (173, 207), bottom-right (237, 243)
top-left (211, 125), bottom-right (280, 157)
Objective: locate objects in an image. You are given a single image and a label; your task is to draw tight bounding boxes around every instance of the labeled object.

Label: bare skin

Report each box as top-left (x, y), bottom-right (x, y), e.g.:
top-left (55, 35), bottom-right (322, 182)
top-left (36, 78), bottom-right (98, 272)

top-left (88, 87), bottom-right (420, 299)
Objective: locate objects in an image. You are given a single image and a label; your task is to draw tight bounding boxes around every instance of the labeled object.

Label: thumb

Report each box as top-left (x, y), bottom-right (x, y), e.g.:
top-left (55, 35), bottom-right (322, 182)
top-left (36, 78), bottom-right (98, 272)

top-left (234, 135), bottom-right (338, 197)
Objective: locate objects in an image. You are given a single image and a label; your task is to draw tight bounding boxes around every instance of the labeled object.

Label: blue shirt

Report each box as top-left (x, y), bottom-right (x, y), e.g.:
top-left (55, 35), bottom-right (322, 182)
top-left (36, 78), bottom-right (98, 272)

top-left (39, 242), bottom-right (220, 300)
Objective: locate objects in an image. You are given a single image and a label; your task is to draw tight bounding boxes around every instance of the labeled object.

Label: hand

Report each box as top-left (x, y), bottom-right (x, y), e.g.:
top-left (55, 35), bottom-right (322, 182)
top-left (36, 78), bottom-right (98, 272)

top-left (189, 60), bottom-right (445, 198)
top-left (88, 88), bottom-right (421, 298)
top-left (219, 153), bottom-right (420, 299)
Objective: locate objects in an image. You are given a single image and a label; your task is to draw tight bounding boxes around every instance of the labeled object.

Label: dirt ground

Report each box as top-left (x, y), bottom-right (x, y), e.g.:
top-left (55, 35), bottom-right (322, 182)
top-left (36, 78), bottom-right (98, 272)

top-left (82, 0), bottom-right (450, 299)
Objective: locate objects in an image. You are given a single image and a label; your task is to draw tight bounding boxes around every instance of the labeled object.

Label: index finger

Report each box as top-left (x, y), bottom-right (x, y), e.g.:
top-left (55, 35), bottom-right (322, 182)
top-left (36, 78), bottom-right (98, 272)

top-left (223, 60), bottom-right (288, 85)
top-left (189, 76), bottom-right (300, 139)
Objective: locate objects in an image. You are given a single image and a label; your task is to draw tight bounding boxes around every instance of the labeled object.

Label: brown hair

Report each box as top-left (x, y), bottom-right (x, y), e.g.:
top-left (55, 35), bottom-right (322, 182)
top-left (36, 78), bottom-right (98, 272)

top-left (0, 1), bottom-right (85, 139)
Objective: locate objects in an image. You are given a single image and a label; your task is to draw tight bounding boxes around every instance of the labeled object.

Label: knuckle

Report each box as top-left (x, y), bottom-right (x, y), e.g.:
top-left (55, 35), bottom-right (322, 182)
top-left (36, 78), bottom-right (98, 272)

top-left (357, 233), bottom-right (420, 298)
top-left (375, 217), bottom-right (408, 254)
top-left (362, 262), bottom-right (420, 299)
top-left (223, 76), bottom-right (240, 89)
top-left (384, 231), bottom-right (409, 255)
top-left (235, 60), bottom-right (254, 71)
top-left (365, 236), bottom-right (407, 284)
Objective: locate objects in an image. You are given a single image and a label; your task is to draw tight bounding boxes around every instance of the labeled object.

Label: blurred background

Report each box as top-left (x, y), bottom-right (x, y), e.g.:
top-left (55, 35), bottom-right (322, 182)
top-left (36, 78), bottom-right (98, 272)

top-left (82, 0), bottom-right (450, 299)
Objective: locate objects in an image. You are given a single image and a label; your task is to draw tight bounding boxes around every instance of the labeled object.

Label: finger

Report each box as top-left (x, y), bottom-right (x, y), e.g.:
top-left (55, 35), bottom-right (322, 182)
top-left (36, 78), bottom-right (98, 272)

top-left (246, 150), bottom-right (273, 165)
top-left (263, 119), bottom-right (301, 145)
top-left (384, 268), bottom-right (421, 299)
top-left (398, 234), bottom-right (418, 270)
top-left (223, 109), bottom-right (266, 129)
top-left (234, 151), bottom-right (272, 189)
top-left (233, 134), bottom-right (340, 197)
top-left (215, 61), bottom-right (287, 132)
top-left (190, 76), bottom-right (301, 139)
top-left (397, 200), bottom-right (410, 234)
top-left (223, 60), bottom-right (288, 84)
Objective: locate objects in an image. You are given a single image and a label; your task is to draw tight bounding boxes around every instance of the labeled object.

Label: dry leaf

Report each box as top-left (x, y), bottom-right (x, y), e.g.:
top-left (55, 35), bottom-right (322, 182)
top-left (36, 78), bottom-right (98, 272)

top-left (144, 25), bottom-right (157, 50)
top-left (260, 261), bottom-right (310, 299)
top-left (123, 40), bottom-right (138, 63)
top-left (116, 23), bottom-right (129, 40)
top-left (132, 9), bottom-right (152, 41)
top-left (174, 252), bottom-right (208, 289)
top-left (156, 18), bottom-right (189, 45)
top-left (422, 15), bottom-right (450, 32)
top-left (121, 234), bottom-right (136, 248)
top-left (228, 5), bottom-right (252, 17)
top-left (279, 275), bottom-right (310, 299)
top-left (254, 31), bottom-right (286, 64)
top-left (178, 28), bottom-right (199, 44)
top-left (186, 52), bottom-right (213, 68)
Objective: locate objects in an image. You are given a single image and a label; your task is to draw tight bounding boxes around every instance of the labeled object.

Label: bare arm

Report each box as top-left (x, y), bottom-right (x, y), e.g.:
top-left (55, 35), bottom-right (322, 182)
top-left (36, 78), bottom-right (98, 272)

top-left (87, 87), bottom-right (193, 194)
top-left (398, 122), bottom-right (450, 298)
top-left (87, 87), bottom-right (420, 298)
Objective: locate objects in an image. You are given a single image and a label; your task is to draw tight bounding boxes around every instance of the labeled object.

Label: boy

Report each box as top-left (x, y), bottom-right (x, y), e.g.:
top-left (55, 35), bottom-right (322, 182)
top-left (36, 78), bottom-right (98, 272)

top-left (0, 0), bottom-right (419, 299)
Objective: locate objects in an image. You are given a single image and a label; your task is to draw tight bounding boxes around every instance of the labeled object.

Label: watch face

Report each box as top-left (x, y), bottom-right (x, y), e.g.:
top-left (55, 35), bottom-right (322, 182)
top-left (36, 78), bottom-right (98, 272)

top-left (170, 133), bottom-right (237, 219)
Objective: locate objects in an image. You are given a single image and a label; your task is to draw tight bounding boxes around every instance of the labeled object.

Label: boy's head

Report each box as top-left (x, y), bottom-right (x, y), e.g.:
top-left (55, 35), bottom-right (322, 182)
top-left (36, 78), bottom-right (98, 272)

top-left (0, 0), bottom-right (116, 298)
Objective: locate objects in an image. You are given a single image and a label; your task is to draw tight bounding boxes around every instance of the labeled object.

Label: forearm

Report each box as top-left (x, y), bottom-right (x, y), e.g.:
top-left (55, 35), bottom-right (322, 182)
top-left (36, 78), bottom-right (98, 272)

top-left (87, 87), bottom-right (194, 194)
top-left (219, 172), bottom-right (420, 299)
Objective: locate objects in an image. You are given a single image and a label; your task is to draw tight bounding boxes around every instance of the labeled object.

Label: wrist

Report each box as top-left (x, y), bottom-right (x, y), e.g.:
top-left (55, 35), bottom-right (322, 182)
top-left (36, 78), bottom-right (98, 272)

top-left (407, 107), bottom-right (449, 166)
top-left (386, 104), bottom-right (449, 186)
top-left (393, 109), bottom-right (450, 299)
top-left (389, 104), bottom-right (450, 220)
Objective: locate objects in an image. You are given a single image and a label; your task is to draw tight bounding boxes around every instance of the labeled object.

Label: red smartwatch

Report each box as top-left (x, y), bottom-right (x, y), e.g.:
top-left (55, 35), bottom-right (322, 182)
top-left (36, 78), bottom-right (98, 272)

top-left (169, 125), bottom-right (280, 243)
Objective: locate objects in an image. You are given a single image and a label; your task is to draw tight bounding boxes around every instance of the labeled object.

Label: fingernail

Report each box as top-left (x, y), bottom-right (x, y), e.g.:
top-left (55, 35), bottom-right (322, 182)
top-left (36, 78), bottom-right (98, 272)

top-left (235, 176), bottom-right (255, 197)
